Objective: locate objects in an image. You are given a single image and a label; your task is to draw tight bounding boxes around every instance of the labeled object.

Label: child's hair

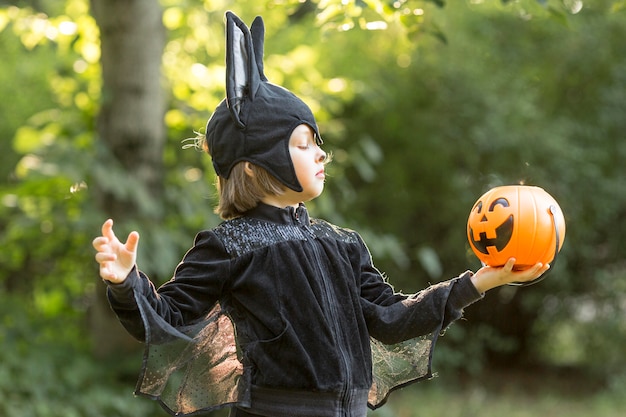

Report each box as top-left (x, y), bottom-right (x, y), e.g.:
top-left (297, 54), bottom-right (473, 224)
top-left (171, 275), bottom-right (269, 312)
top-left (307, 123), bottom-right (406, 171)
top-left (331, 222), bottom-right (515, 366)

top-left (215, 162), bottom-right (286, 219)
top-left (192, 132), bottom-right (286, 220)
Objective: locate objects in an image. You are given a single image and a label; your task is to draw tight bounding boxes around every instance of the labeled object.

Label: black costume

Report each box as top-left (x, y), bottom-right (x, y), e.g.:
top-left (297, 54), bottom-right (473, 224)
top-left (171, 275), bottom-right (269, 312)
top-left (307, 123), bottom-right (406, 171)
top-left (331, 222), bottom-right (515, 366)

top-left (104, 12), bottom-right (484, 417)
top-left (107, 203), bottom-right (482, 416)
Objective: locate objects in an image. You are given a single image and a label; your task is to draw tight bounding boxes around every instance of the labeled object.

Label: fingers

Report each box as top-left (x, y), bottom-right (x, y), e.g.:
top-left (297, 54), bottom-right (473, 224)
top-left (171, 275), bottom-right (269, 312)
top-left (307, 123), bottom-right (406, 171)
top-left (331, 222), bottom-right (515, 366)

top-left (92, 236), bottom-right (107, 250)
top-left (527, 262), bottom-right (548, 275)
top-left (535, 262), bottom-right (550, 278)
top-left (99, 263), bottom-right (118, 282)
top-left (93, 219), bottom-right (139, 283)
top-left (94, 251), bottom-right (117, 263)
top-left (93, 219), bottom-right (116, 250)
top-left (503, 258), bottom-right (516, 272)
top-left (95, 219), bottom-right (139, 252)
top-left (473, 259), bottom-right (552, 291)
top-left (102, 218), bottom-right (117, 242)
top-left (94, 245), bottom-right (117, 280)
top-left (515, 262), bottom-right (550, 282)
top-left (125, 231), bottom-right (140, 254)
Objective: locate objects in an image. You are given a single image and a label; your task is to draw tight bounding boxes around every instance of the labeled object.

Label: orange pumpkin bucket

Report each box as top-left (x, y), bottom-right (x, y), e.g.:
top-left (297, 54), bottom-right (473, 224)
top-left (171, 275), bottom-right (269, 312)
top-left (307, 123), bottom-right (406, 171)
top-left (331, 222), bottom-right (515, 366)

top-left (467, 185), bottom-right (566, 272)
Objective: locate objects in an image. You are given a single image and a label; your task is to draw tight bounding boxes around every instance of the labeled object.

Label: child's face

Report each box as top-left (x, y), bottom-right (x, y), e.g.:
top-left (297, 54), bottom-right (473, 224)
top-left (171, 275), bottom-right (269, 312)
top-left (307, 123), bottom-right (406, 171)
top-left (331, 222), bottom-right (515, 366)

top-left (288, 124), bottom-right (327, 203)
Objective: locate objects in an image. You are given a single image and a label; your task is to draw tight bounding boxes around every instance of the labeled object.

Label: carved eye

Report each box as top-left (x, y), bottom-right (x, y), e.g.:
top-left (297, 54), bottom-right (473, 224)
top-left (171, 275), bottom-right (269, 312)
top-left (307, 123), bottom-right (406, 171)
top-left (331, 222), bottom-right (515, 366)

top-left (489, 198), bottom-right (509, 211)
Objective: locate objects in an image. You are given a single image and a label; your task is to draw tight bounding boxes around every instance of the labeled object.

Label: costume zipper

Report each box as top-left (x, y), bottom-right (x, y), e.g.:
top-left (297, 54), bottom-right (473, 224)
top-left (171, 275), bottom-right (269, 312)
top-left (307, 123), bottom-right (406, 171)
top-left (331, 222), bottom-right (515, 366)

top-left (293, 209), bottom-right (353, 415)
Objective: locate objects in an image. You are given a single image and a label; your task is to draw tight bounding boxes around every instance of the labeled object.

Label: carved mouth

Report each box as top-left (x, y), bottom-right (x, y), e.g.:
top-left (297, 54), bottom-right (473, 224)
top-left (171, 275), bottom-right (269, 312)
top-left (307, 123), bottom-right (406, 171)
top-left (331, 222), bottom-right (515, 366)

top-left (470, 215), bottom-right (514, 255)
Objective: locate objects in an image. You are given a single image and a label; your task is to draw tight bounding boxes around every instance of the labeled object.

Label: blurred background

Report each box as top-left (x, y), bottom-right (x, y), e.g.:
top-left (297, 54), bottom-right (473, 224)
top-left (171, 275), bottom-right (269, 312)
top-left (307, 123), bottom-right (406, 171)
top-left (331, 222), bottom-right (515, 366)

top-left (1, 0), bottom-right (625, 416)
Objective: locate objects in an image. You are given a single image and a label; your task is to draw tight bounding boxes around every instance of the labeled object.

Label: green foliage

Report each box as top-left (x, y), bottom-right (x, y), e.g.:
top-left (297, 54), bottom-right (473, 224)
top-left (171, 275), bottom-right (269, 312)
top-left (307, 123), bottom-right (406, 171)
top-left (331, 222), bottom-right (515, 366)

top-left (1, 0), bottom-right (626, 415)
top-left (0, 294), bottom-right (163, 417)
top-left (313, 0), bottom-right (626, 373)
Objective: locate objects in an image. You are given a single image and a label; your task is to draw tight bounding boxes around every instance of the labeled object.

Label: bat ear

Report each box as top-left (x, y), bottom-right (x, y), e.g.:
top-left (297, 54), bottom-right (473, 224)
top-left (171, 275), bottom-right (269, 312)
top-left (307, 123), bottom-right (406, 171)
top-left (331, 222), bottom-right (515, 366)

top-left (224, 12), bottom-right (263, 128)
top-left (250, 16), bottom-right (268, 82)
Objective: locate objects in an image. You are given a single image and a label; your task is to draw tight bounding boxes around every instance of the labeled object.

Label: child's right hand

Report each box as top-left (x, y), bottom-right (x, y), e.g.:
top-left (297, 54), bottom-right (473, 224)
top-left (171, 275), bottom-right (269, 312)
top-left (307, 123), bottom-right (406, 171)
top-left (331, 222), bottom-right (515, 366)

top-left (92, 219), bottom-right (139, 284)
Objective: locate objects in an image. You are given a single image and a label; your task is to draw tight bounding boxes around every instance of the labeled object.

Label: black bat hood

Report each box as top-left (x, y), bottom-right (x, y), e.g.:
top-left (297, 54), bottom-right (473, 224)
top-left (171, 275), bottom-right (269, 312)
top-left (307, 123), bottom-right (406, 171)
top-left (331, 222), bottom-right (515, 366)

top-left (206, 12), bottom-right (322, 192)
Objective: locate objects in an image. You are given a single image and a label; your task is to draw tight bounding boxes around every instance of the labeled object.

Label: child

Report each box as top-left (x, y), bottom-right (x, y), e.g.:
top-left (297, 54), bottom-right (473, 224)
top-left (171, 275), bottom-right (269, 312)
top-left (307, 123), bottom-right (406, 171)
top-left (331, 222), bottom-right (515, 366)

top-left (92, 12), bottom-right (548, 417)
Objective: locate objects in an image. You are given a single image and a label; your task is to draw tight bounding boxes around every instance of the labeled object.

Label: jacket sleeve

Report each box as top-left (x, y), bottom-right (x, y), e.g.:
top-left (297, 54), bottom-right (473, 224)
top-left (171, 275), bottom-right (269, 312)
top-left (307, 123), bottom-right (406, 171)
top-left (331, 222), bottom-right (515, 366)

top-left (354, 234), bottom-right (484, 409)
top-left (356, 234), bottom-right (483, 345)
top-left (106, 230), bottom-right (231, 341)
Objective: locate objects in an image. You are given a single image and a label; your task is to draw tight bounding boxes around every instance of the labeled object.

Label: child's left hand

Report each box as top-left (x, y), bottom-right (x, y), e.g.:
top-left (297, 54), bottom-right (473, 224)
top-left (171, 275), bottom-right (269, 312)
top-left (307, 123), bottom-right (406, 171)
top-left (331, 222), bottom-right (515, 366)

top-left (471, 258), bottom-right (550, 293)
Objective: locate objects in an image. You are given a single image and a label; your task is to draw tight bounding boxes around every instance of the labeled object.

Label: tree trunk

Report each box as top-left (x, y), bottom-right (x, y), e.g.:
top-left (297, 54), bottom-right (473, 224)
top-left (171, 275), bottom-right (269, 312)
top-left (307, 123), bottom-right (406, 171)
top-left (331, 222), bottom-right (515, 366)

top-left (89, 0), bottom-right (165, 357)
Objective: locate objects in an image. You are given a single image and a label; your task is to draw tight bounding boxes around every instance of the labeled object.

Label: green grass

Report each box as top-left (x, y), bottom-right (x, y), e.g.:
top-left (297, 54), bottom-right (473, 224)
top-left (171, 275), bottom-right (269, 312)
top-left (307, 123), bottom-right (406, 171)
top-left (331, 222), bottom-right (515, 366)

top-left (369, 369), bottom-right (626, 417)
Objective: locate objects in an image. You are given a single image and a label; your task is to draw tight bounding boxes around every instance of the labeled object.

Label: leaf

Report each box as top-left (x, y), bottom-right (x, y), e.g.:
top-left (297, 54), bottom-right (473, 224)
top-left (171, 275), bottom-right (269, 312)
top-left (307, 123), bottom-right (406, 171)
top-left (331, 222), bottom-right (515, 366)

top-left (13, 126), bottom-right (45, 154)
top-left (12, 109), bottom-right (67, 156)
top-left (547, 6), bottom-right (570, 27)
top-left (427, 0), bottom-right (446, 7)
top-left (417, 246), bottom-right (443, 279)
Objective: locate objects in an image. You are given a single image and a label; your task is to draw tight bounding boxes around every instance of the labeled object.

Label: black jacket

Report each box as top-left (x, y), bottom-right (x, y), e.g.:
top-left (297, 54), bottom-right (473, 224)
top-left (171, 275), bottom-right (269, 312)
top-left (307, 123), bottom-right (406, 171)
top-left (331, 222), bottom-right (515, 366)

top-left (106, 203), bottom-right (482, 416)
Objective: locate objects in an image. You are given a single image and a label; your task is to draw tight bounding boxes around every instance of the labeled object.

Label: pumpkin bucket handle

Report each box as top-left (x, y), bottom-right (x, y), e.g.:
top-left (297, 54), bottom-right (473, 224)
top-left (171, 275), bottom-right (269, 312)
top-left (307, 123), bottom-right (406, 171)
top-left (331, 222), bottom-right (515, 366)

top-left (508, 204), bottom-right (561, 287)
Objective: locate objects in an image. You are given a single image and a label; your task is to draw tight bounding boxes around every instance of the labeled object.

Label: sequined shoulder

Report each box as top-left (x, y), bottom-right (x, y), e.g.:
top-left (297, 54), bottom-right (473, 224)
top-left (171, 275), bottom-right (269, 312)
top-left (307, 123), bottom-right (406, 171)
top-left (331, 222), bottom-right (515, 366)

top-left (211, 217), bottom-right (360, 258)
top-left (212, 218), bottom-right (308, 257)
top-left (309, 219), bottom-right (360, 244)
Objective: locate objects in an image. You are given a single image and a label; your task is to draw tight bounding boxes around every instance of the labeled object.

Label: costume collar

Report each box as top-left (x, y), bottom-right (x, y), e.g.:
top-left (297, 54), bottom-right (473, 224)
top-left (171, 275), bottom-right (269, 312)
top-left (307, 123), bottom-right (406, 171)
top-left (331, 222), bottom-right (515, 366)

top-left (245, 202), bottom-right (310, 226)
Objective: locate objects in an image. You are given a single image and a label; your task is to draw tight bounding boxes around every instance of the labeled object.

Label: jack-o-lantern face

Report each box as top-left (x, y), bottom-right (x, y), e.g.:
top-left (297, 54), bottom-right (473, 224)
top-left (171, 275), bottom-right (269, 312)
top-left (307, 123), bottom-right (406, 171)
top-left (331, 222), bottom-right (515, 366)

top-left (466, 185), bottom-right (566, 270)
top-left (468, 198), bottom-right (514, 256)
